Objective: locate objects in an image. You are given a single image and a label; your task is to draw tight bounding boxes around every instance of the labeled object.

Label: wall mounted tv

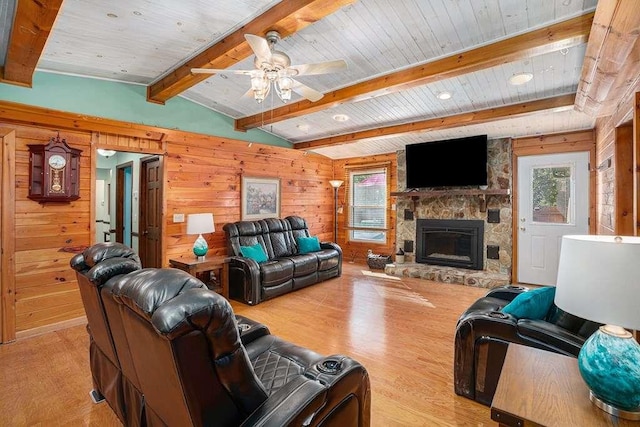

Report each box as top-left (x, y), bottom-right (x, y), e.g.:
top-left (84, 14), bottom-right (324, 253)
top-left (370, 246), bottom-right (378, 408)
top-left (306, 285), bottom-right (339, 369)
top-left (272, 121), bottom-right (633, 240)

top-left (405, 135), bottom-right (488, 188)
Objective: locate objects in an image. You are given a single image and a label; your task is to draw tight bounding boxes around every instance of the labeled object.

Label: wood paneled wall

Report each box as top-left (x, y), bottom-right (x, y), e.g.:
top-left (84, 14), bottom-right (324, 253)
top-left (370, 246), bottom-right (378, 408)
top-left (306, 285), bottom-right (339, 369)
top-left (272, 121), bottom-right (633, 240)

top-left (0, 107), bottom-right (333, 341)
top-left (332, 153), bottom-right (398, 264)
top-left (594, 88), bottom-right (640, 236)
top-left (163, 135), bottom-right (334, 262)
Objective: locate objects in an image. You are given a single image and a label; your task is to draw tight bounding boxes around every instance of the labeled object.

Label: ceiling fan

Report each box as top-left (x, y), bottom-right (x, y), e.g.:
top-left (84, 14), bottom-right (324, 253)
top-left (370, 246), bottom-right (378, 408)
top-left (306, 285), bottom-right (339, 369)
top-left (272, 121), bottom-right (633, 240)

top-left (191, 31), bottom-right (347, 103)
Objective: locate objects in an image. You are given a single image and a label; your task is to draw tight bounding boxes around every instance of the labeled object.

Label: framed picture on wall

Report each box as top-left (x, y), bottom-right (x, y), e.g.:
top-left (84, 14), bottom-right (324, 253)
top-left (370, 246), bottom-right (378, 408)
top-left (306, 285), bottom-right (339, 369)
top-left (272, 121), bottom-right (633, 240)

top-left (241, 176), bottom-right (281, 220)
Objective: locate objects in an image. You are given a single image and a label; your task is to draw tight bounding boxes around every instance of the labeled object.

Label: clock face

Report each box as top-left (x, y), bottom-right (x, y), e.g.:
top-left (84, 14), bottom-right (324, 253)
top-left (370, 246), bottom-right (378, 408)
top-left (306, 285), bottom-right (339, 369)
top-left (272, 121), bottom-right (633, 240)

top-left (48, 154), bottom-right (67, 170)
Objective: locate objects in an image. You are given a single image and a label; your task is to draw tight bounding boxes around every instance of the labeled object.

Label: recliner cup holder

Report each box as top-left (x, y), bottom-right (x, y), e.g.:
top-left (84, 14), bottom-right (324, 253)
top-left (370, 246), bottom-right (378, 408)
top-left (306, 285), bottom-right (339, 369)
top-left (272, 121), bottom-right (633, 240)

top-left (488, 311), bottom-right (509, 319)
top-left (316, 358), bottom-right (343, 374)
top-left (238, 323), bottom-right (251, 332)
top-left (506, 285), bottom-right (526, 291)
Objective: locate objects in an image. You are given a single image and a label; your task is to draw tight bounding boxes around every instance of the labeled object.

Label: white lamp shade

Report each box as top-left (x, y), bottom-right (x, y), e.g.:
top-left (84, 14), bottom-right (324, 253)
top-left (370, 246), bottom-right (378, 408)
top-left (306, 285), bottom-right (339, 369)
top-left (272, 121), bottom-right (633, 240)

top-left (186, 213), bottom-right (215, 235)
top-left (329, 180), bottom-right (344, 188)
top-left (555, 235), bottom-right (640, 331)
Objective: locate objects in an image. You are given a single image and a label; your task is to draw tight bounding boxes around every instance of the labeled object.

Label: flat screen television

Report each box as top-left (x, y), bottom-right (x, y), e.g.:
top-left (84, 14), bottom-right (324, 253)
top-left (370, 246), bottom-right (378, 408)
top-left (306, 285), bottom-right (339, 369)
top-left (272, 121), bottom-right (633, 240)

top-left (405, 135), bottom-right (488, 188)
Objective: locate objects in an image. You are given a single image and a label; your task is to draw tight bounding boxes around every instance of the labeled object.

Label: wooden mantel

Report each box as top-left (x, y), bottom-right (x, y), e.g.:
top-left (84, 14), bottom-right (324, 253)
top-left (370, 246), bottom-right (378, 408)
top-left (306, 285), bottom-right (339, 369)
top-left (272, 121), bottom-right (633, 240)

top-left (391, 189), bottom-right (511, 212)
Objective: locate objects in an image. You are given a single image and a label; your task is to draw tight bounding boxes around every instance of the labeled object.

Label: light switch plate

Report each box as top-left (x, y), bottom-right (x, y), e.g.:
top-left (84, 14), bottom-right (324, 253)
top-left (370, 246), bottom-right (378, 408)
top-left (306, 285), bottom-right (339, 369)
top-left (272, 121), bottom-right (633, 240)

top-left (173, 213), bottom-right (185, 223)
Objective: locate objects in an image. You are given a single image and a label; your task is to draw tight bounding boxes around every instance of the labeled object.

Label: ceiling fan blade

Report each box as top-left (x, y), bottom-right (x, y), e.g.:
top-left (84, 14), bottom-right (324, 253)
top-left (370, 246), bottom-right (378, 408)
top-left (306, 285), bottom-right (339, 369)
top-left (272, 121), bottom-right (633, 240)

top-left (245, 34), bottom-right (273, 65)
top-left (291, 80), bottom-right (324, 102)
top-left (289, 59), bottom-right (347, 76)
top-left (191, 68), bottom-right (255, 76)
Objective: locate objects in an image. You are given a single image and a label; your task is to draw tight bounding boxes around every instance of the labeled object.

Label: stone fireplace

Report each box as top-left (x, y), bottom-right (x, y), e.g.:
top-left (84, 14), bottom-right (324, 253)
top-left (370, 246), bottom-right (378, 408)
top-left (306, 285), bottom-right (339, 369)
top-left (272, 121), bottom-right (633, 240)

top-left (385, 138), bottom-right (513, 288)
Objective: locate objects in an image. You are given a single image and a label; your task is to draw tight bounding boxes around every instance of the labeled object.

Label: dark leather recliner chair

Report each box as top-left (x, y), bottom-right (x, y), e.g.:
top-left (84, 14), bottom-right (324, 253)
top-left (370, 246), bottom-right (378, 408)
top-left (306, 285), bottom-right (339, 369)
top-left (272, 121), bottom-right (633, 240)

top-left (111, 268), bottom-right (371, 427)
top-left (71, 243), bottom-right (270, 426)
top-left (70, 243), bottom-right (144, 425)
top-left (224, 216), bottom-right (342, 305)
top-left (454, 285), bottom-right (601, 406)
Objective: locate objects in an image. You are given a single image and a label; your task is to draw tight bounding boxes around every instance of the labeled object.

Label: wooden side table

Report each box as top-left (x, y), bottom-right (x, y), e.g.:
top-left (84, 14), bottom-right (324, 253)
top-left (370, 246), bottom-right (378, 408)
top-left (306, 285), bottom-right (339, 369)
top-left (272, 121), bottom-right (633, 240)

top-left (491, 344), bottom-right (639, 426)
top-left (168, 256), bottom-right (229, 299)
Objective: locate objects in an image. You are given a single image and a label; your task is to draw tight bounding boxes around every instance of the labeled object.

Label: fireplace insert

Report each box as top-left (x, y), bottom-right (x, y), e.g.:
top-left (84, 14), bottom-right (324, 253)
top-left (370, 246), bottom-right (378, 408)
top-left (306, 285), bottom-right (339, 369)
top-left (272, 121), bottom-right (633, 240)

top-left (416, 219), bottom-right (484, 270)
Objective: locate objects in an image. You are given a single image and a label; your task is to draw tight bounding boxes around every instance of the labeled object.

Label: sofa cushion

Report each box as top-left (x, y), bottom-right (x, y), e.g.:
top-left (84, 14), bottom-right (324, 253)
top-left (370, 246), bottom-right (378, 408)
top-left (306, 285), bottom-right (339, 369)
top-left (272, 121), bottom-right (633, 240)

top-left (285, 253), bottom-right (318, 277)
top-left (297, 236), bottom-right (321, 254)
top-left (260, 259), bottom-right (294, 287)
top-left (241, 243), bottom-right (268, 263)
top-left (501, 286), bottom-right (556, 320)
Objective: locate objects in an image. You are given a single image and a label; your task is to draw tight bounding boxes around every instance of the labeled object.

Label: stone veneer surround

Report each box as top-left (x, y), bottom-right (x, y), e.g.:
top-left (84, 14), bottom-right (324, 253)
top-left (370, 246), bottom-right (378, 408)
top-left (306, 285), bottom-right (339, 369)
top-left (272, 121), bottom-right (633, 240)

top-left (385, 138), bottom-right (513, 288)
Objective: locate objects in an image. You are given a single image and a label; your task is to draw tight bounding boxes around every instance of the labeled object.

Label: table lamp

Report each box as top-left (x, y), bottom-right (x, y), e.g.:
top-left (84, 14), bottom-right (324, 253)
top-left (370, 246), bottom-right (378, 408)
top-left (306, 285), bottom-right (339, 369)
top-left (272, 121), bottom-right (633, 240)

top-left (186, 213), bottom-right (215, 261)
top-left (555, 235), bottom-right (640, 420)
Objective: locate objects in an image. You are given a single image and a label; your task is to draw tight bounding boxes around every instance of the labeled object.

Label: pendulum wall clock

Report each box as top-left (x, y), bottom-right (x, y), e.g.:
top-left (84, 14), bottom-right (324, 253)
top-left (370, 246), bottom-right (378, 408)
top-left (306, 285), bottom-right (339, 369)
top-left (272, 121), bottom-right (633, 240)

top-left (28, 133), bottom-right (82, 203)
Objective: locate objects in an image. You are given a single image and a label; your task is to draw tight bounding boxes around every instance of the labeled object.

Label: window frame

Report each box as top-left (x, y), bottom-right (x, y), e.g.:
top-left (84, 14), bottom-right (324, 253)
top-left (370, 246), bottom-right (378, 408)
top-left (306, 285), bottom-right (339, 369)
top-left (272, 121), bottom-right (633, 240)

top-left (347, 167), bottom-right (388, 244)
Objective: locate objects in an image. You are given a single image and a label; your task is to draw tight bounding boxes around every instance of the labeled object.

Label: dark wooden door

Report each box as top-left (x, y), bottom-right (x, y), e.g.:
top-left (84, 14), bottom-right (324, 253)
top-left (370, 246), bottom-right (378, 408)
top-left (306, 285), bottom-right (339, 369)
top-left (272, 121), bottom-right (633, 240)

top-left (139, 156), bottom-right (162, 268)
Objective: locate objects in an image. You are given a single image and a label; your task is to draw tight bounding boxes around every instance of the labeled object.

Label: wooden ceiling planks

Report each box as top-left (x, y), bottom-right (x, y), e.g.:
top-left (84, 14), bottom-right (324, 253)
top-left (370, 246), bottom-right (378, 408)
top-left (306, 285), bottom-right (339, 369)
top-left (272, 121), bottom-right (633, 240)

top-left (575, 0), bottom-right (640, 117)
top-left (235, 13), bottom-right (594, 131)
top-left (1, 0), bottom-right (64, 86)
top-left (294, 94), bottom-right (576, 150)
top-left (147, 0), bottom-right (355, 104)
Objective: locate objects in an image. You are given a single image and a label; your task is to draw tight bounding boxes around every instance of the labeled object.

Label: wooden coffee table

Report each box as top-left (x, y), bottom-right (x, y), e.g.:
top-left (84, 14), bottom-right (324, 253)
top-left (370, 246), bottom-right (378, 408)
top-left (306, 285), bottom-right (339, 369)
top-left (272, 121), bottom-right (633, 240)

top-left (491, 344), bottom-right (639, 426)
top-left (169, 256), bottom-right (229, 299)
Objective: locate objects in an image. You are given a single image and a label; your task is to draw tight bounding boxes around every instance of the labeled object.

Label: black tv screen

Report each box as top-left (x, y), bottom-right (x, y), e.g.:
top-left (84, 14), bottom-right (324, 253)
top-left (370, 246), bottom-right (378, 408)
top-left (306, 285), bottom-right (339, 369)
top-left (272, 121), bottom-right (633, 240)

top-left (405, 135), bottom-right (488, 188)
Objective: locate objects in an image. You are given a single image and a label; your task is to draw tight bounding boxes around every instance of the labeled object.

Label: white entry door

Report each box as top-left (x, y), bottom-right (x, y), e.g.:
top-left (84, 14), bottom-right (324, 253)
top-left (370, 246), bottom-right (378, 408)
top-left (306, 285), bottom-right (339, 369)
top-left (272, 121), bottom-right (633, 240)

top-left (517, 152), bottom-right (590, 285)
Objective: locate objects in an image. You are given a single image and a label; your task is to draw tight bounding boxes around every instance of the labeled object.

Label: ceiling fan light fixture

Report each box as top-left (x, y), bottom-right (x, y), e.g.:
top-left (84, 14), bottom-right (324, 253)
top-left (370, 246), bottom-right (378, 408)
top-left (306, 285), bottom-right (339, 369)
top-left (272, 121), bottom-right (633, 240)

top-left (508, 72), bottom-right (533, 86)
top-left (333, 114), bottom-right (350, 122)
top-left (437, 91), bottom-right (452, 100)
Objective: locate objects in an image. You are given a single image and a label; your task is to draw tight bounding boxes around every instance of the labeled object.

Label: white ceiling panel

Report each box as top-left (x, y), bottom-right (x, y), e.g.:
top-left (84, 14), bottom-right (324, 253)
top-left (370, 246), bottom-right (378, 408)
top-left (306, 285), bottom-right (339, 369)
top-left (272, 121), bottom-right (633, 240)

top-left (26, 0), bottom-right (599, 158)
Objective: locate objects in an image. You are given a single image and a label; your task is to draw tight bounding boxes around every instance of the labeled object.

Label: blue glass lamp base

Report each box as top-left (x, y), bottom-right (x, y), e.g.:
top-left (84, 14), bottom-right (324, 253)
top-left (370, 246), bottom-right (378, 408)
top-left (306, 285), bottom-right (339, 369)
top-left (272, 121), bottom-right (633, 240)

top-left (578, 325), bottom-right (640, 420)
top-left (193, 234), bottom-right (208, 260)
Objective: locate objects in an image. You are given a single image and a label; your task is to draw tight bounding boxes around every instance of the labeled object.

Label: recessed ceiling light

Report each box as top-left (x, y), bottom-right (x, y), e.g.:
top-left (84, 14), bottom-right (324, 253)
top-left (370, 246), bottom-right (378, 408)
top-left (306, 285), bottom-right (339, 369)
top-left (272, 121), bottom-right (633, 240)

top-left (332, 114), bottom-right (350, 122)
top-left (297, 124), bottom-right (310, 131)
top-left (508, 72), bottom-right (533, 85)
top-left (133, 11), bottom-right (142, 16)
top-left (437, 91), bottom-right (452, 100)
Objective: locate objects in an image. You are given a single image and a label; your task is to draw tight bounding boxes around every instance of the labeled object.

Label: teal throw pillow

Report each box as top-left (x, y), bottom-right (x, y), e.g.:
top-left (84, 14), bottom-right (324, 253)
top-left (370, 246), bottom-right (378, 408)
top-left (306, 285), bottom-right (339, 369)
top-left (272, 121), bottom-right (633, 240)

top-left (501, 286), bottom-right (556, 320)
top-left (240, 243), bottom-right (268, 263)
top-left (297, 236), bottom-right (321, 254)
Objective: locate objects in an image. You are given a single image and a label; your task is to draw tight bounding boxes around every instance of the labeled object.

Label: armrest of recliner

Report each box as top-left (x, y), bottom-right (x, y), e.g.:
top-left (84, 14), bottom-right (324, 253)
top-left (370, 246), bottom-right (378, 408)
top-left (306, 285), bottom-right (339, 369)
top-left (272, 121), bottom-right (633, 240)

top-left (484, 284), bottom-right (529, 302)
top-left (240, 375), bottom-right (327, 427)
top-left (320, 242), bottom-right (342, 276)
top-left (235, 314), bottom-right (271, 345)
top-left (227, 256), bottom-right (262, 305)
top-left (516, 319), bottom-right (586, 357)
top-left (320, 241), bottom-right (342, 254)
top-left (303, 355), bottom-right (371, 426)
top-left (454, 311), bottom-right (519, 400)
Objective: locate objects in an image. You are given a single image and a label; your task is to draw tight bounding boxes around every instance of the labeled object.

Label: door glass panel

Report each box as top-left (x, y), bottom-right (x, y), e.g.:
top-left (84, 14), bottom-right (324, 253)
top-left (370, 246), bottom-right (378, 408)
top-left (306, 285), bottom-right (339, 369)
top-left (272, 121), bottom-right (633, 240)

top-left (531, 165), bottom-right (572, 224)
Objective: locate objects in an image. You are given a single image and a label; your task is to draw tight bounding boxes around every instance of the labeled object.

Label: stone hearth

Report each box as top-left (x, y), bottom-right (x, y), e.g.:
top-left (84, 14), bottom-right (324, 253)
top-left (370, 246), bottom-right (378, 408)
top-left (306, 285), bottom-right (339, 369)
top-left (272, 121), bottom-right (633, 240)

top-left (389, 138), bottom-right (513, 288)
top-left (384, 263), bottom-right (509, 289)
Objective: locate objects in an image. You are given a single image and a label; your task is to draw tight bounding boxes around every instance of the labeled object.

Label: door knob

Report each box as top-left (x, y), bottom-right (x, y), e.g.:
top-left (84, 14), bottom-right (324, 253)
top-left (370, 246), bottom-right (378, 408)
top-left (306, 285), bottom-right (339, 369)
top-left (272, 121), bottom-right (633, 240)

top-left (143, 230), bottom-right (149, 235)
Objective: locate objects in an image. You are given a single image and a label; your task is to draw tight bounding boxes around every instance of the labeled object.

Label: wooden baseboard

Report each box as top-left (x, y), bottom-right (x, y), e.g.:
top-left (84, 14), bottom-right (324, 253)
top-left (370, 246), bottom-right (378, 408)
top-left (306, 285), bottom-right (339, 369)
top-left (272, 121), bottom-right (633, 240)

top-left (15, 316), bottom-right (87, 341)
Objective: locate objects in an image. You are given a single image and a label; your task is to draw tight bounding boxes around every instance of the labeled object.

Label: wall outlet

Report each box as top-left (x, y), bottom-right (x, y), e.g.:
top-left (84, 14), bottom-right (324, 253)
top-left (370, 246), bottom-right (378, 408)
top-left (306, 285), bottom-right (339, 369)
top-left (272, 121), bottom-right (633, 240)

top-left (173, 213), bottom-right (185, 223)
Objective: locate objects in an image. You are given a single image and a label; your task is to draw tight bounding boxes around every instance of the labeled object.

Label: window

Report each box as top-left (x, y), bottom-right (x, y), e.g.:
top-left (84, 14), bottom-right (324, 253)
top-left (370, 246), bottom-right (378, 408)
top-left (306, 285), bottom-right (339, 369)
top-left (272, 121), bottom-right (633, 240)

top-left (348, 168), bottom-right (387, 243)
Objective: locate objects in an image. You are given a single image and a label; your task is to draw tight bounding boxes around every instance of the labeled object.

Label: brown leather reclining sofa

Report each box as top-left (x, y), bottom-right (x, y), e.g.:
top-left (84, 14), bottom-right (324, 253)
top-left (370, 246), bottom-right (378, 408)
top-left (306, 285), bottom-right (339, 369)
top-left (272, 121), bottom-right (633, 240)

top-left (223, 215), bottom-right (342, 305)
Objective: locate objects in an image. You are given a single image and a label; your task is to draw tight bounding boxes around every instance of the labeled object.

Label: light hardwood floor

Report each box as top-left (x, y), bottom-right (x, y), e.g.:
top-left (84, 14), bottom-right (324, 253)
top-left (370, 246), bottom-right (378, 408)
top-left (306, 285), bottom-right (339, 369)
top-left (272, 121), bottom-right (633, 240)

top-left (0, 263), bottom-right (493, 426)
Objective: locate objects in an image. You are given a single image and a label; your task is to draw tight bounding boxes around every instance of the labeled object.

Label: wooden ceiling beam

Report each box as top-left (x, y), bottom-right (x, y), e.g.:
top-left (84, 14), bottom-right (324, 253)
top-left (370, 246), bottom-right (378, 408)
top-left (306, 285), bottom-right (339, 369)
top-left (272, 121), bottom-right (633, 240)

top-left (0, 100), bottom-right (167, 140)
top-left (294, 94), bottom-right (576, 150)
top-left (236, 13), bottom-right (593, 131)
top-left (575, 0), bottom-right (640, 117)
top-left (146, 0), bottom-right (354, 104)
top-left (0, 0), bottom-right (64, 86)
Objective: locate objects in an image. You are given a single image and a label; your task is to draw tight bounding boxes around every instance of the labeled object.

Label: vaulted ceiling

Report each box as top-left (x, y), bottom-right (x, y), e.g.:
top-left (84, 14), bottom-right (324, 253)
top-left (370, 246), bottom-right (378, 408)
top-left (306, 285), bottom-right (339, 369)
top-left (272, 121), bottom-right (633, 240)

top-left (1, 0), bottom-right (638, 159)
